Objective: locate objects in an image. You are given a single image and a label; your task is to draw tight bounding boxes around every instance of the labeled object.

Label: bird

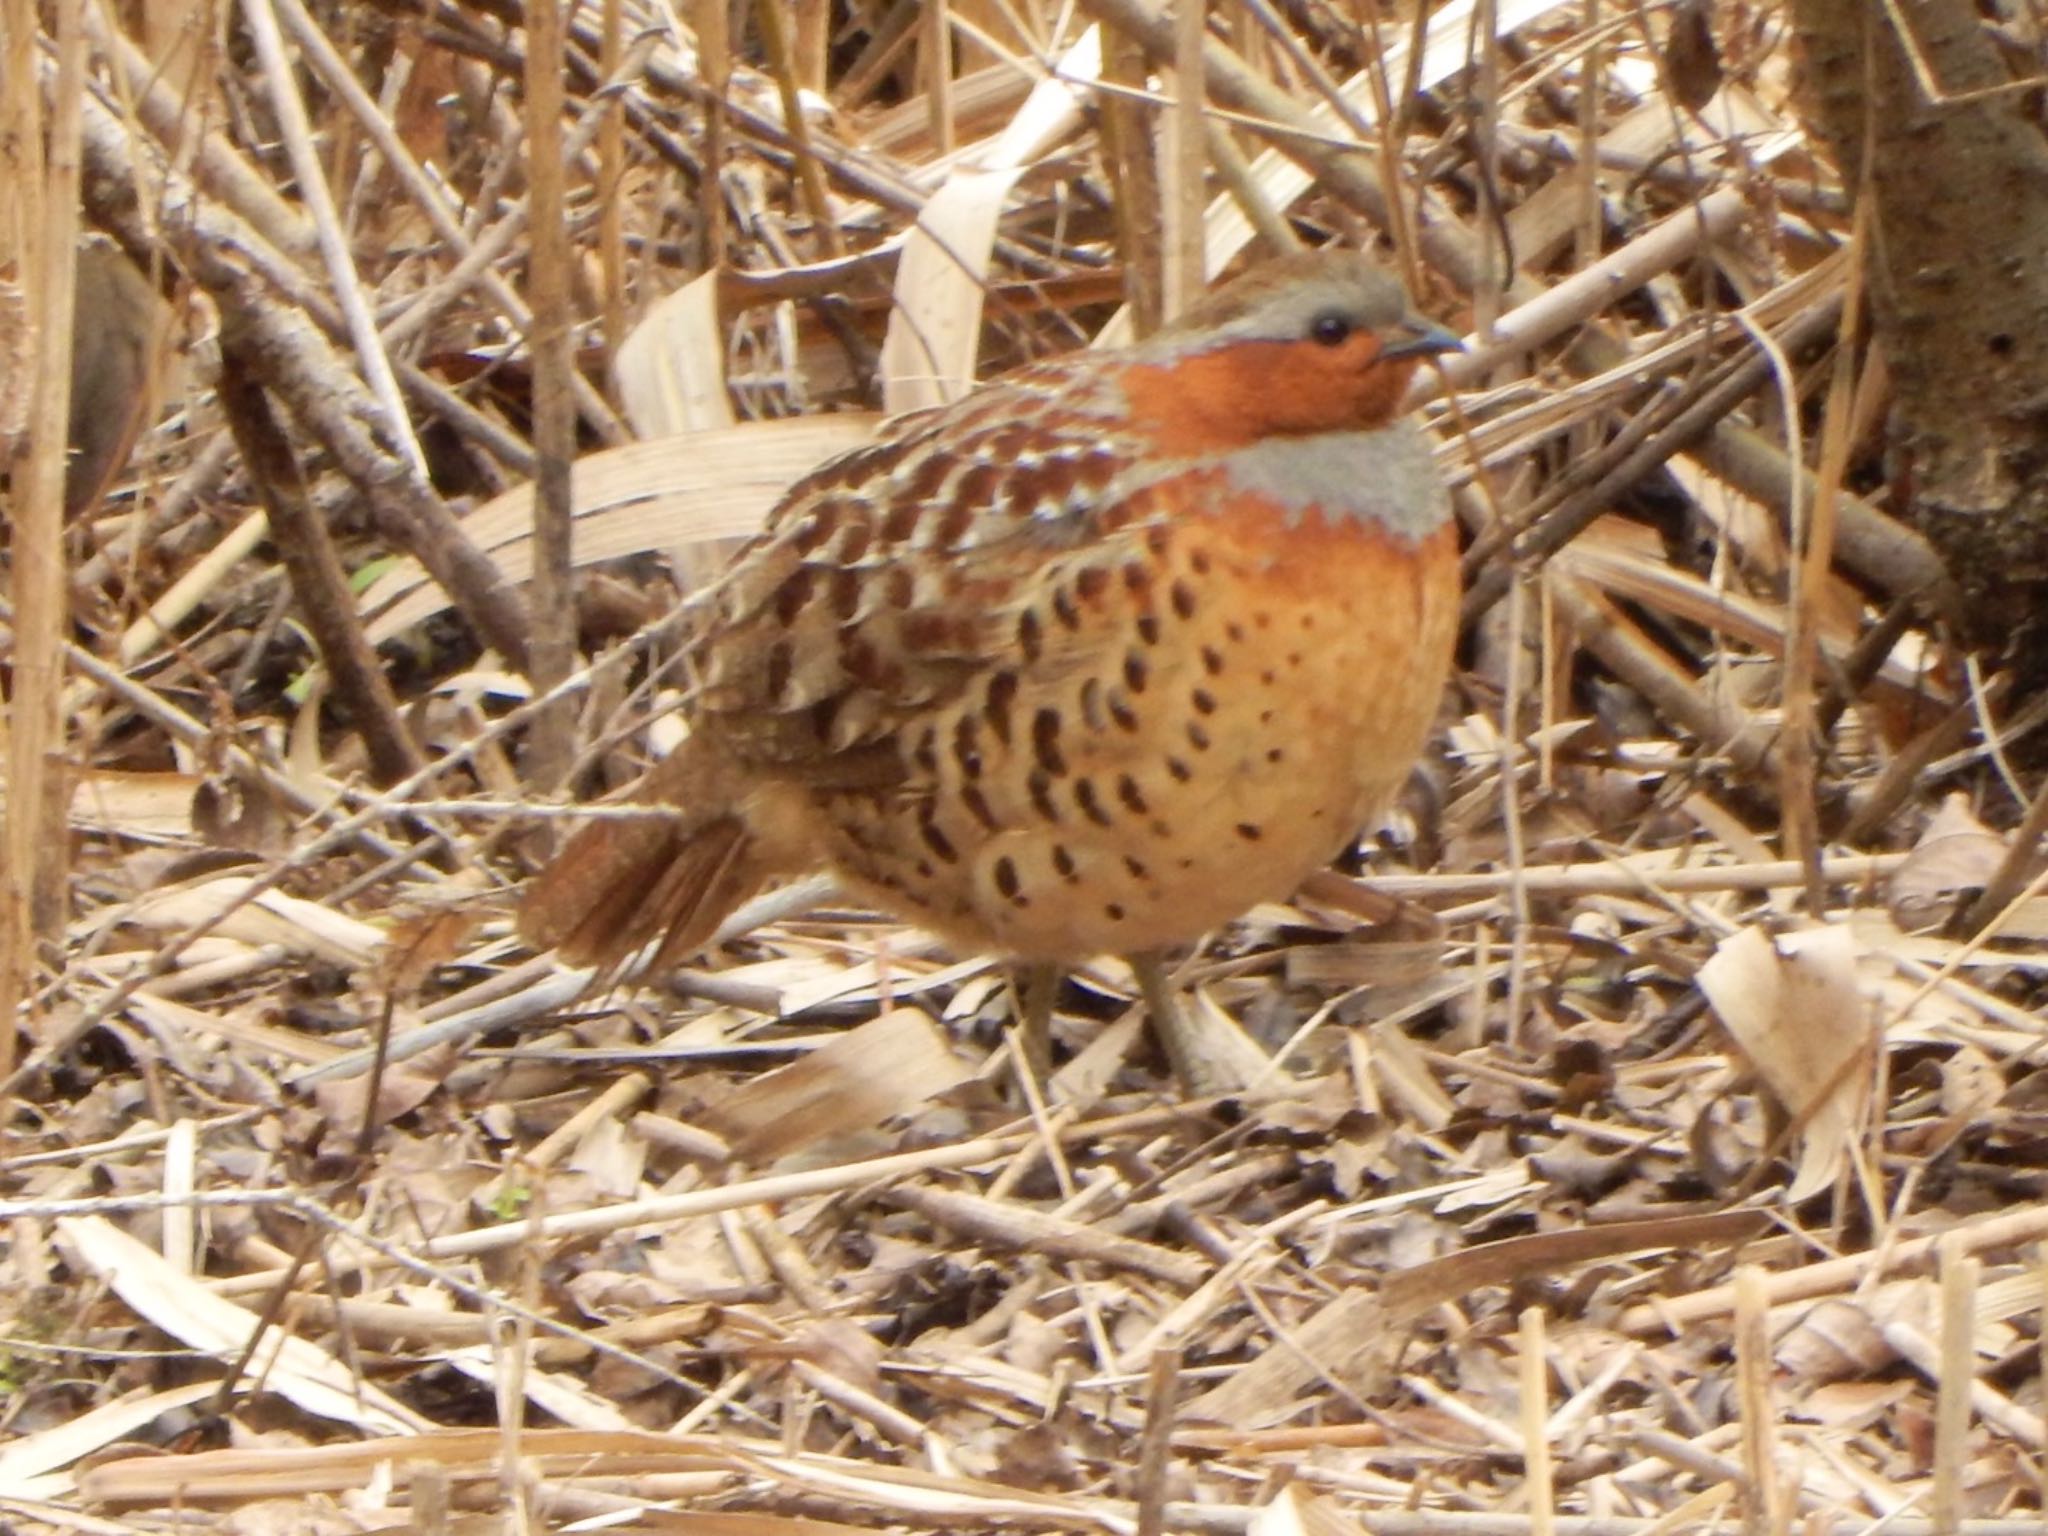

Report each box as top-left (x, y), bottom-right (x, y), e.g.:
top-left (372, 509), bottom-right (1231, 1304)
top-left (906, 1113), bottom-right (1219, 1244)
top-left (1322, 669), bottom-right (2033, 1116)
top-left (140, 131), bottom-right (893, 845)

top-left (520, 247), bottom-right (1464, 1093)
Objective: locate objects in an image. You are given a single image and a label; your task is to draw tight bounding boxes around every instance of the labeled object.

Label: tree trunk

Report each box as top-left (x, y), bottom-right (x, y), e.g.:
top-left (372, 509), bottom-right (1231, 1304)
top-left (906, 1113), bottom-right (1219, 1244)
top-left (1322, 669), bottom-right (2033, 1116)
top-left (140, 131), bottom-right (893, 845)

top-left (1789, 0), bottom-right (2048, 678)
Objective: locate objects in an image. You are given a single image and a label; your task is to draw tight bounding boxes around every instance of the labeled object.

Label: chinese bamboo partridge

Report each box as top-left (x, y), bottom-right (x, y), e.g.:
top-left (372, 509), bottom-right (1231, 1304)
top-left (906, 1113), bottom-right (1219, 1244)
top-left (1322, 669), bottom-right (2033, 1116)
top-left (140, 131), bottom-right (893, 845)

top-left (521, 248), bottom-right (1463, 1092)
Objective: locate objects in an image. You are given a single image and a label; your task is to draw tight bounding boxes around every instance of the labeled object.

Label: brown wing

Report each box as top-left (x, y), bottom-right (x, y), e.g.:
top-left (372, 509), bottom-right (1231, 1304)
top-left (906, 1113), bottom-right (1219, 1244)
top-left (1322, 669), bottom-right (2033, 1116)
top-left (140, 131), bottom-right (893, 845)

top-left (681, 362), bottom-right (1165, 779)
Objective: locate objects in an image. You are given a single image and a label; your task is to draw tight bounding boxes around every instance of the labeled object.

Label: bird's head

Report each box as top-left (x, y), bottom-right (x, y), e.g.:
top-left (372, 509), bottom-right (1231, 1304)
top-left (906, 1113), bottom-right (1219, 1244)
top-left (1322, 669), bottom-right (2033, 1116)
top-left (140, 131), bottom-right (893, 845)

top-left (1119, 250), bottom-right (1461, 452)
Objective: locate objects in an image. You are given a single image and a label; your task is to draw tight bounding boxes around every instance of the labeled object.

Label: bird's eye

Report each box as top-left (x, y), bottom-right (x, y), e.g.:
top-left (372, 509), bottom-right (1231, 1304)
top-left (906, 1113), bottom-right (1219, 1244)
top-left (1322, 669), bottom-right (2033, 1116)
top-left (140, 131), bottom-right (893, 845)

top-left (1309, 313), bottom-right (1353, 347)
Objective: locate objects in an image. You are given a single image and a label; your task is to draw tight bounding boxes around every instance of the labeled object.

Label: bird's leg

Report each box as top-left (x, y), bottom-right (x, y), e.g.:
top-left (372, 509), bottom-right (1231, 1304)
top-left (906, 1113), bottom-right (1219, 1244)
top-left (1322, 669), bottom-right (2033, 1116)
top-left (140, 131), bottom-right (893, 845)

top-left (1012, 961), bottom-right (1062, 1085)
top-left (1129, 950), bottom-right (1221, 1097)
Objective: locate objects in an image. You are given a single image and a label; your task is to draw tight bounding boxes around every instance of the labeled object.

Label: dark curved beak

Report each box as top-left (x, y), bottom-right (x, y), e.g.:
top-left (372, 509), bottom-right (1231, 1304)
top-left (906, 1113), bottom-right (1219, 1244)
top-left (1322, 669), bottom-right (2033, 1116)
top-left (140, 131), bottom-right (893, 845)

top-left (1381, 320), bottom-right (1465, 361)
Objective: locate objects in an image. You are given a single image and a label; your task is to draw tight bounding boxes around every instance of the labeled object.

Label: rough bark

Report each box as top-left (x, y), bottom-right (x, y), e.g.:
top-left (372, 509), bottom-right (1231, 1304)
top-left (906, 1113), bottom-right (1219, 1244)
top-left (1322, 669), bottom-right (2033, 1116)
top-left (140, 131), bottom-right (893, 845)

top-left (1790, 0), bottom-right (2048, 674)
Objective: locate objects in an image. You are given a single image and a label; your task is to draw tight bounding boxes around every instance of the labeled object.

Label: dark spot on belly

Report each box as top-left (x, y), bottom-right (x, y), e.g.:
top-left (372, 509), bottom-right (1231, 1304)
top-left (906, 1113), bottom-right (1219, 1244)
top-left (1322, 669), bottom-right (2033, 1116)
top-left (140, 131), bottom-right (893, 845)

top-left (961, 782), bottom-right (999, 829)
top-left (1170, 580), bottom-right (1197, 620)
top-left (1116, 774), bottom-right (1148, 814)
top-left (1187, 721), bottom-right (1211, 751)
top-left (1028, 769), bottom-right (1061, 822)
top-left (1018, 608), bottom-right (1043, 662)
top-left (953, 716), bottom-right (982, 777)
top-left (1226, 621), bottom-right (1246, 643)
top-left (1261, 670), bottom-right (1277, 686)
top-left (1032, 708), bottom-right (1066, 775)
top-left (1301, 612), bottom-right (1317, 632)
top-left (1191, 688), bottom-right (1216, 715)
top-left (1053, 585), bottom-right (1082, 630)
top-left (1200, 645), bottom-right (1225, 675)
top-left (1052, 844), bottom-right (1078, 880)
top-left (1254, 612), bottom-right (1272, 630)
top-left (1074, 778), bottom-right (1112, 826)
top-left (1165, 757), bottom-right (1192, 782)
top-left (1136, 614), bottom-right (1161, 646)
top-left (1123, 560), bottom-right (1153, 595)
top-left (1105, 902), bottom-right (1126, 921)
top-left (993, 857), bottom-right (1022, 900)
top-left (1237, 822), bottom-right (1263, 841)
top-left (1123, 855), bottom-right (1149, 880)
top-left (1079, 677), bottom-right (1107, 730)
top-left (915, 859), bottom-right (934, 878)
top-left (984, 670), bottom-right (1018, 743)
top-left (1109, 692), bottom-right (1140, 731)
top-left (1288, 652), bottom-right (1303, 667)
top-left (1076, 566), bottom-right (1109, 601)
top-left (1189, 550), bottom-right (1211, 575)
top-left (1124, 652), bottom-right (1149, 692)
top-left (922, 819), bottom-right (960, 863)
top-left (1267, 748), bottom-right (1285, 763)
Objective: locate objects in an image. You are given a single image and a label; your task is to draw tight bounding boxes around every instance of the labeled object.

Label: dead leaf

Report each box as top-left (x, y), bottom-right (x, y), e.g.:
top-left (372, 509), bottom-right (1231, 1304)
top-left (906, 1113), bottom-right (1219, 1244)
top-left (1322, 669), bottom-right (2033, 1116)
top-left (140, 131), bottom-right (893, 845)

top-left (1890, 793), bottom-right (2009, 933)
top-left (697, 1007), bottom-right (972, 1162)
top-left (57, 1218), bottom-right (424, 1436)
top-left (1939, 1042), bottom-right (2005, 1123)
top-left (613, 269), bottom-right (736, 437)
top-left (1183, 1290), bottom-right (1392, 1427)
top-left (1696, 924), bottom-right (1876, 1201)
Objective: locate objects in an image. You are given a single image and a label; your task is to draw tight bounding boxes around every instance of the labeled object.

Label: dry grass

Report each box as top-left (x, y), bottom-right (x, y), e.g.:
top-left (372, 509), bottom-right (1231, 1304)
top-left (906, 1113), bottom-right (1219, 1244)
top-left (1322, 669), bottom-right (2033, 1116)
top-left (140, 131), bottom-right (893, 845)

top-left (3, 2), bottom-right (2045, 1532)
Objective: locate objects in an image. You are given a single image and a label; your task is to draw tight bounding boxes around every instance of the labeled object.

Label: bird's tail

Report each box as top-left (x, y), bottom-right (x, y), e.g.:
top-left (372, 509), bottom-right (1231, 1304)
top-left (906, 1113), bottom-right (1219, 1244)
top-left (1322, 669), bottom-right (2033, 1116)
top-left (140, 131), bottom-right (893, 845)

top-left (519, 734), bottom-right (767, 977)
